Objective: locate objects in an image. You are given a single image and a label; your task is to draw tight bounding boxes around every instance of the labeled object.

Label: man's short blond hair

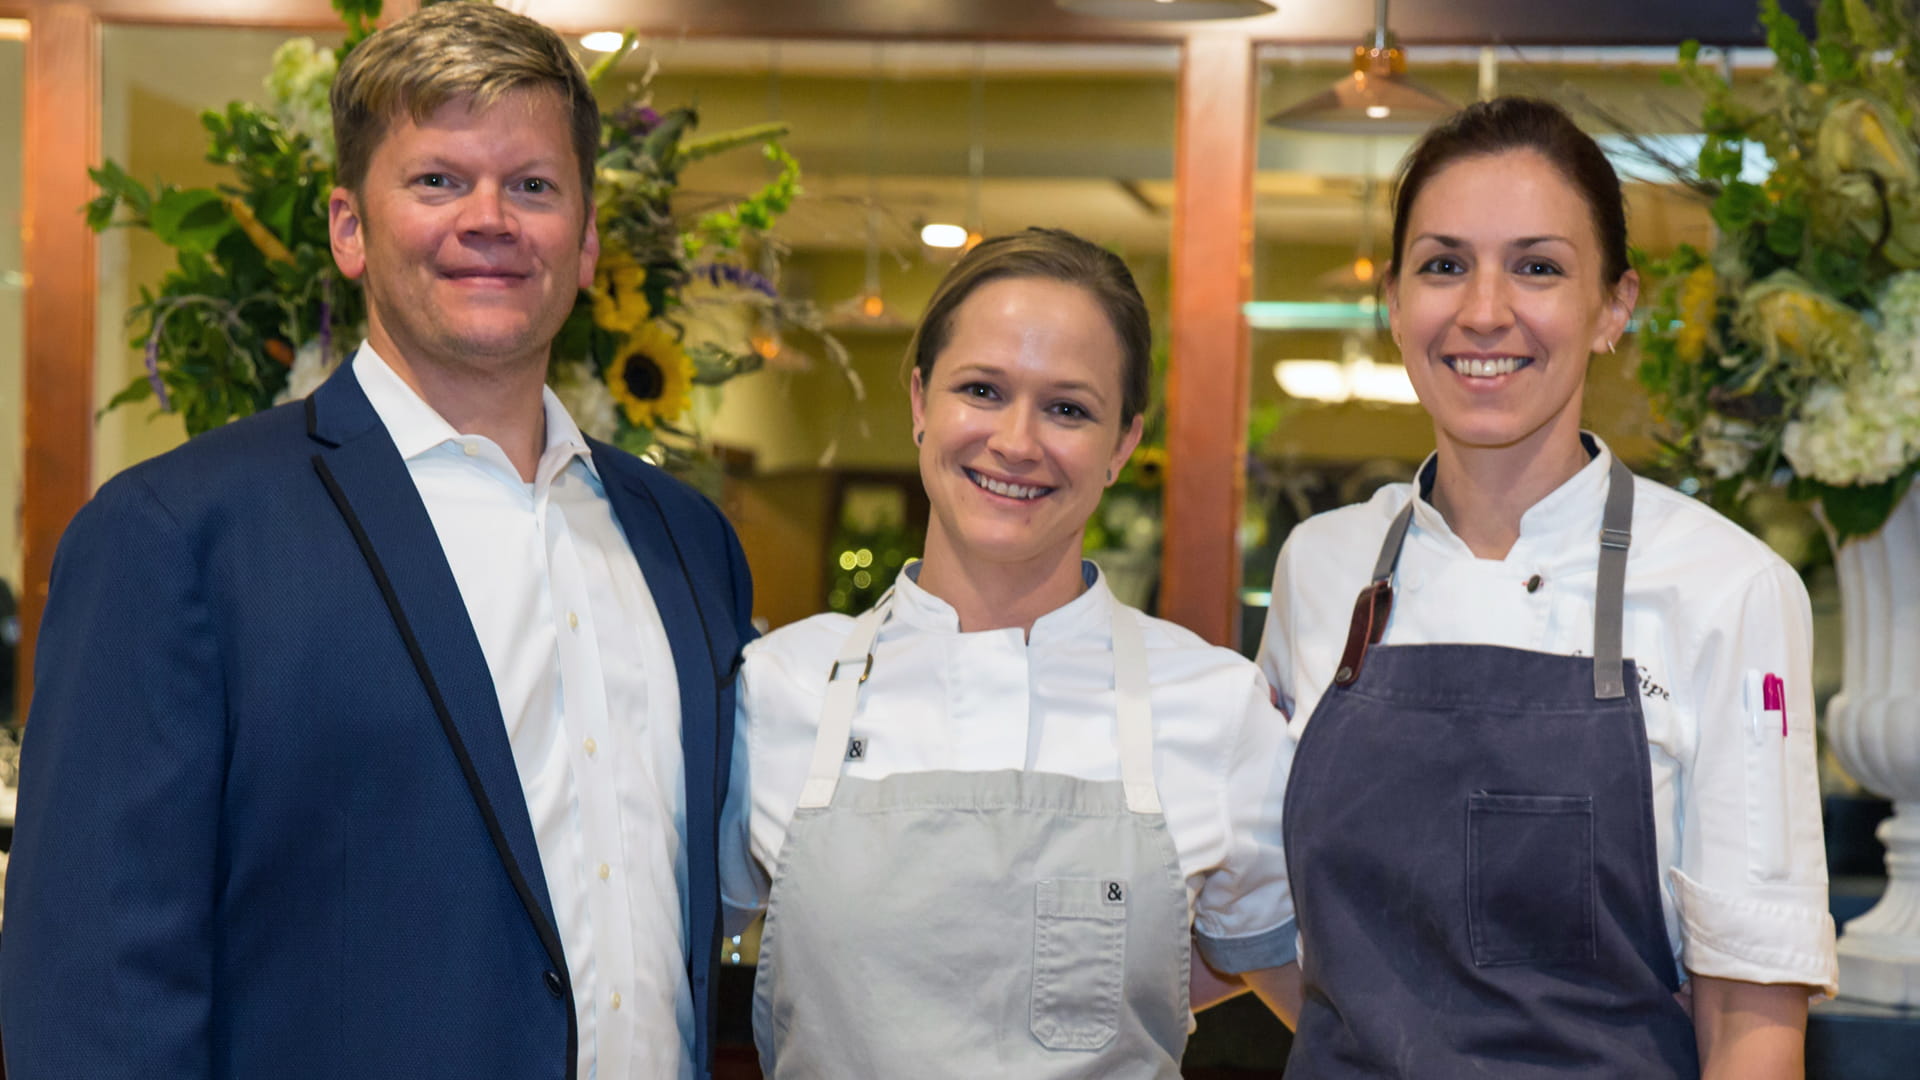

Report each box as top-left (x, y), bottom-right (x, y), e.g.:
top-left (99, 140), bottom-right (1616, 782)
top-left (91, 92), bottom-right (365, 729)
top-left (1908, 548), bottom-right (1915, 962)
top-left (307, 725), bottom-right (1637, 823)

top-left (331, 1), bottom-right (599, 209)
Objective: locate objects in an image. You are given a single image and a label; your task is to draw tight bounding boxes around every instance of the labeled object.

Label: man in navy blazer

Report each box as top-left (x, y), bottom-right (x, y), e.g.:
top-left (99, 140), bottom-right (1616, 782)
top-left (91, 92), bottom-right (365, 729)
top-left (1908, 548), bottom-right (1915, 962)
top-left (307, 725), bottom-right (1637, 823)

top-left (0, 5), bottom-right (751, 1078)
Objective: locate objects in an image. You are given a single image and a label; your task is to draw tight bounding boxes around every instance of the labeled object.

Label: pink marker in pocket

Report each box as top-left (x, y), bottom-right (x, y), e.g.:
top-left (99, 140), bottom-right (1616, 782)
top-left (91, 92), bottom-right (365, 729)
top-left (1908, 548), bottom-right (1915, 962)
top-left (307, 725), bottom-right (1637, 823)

top-left (1763, 674), bottom-right (1786, 736)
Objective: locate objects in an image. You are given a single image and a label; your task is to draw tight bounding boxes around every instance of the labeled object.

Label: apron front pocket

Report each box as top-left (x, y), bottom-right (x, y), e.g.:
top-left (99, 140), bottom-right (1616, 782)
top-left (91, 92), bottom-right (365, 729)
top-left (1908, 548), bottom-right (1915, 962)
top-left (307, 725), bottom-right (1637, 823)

top-left (1031, 877), bottom-right (1128, 1051)
top-left (1467, 792), bottom-right (1597, 967)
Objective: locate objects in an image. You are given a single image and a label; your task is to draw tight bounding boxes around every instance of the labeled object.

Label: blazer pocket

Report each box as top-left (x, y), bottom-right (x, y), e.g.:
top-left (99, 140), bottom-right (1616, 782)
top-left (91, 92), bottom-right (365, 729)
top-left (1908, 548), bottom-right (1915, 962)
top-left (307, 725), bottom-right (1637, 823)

top-left (1031, 878), bottom-right (1128, 1051)
top-left (1467, 792), bottom-right (1596, 967)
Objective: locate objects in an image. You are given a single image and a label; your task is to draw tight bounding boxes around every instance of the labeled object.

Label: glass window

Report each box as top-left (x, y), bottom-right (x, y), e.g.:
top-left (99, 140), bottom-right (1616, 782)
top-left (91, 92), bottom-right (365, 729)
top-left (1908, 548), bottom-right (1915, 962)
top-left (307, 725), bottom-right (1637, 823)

top-left (1241, 45), bottom-right (1728, 641)
top-left (612, 39), bottom-right (1179, 630)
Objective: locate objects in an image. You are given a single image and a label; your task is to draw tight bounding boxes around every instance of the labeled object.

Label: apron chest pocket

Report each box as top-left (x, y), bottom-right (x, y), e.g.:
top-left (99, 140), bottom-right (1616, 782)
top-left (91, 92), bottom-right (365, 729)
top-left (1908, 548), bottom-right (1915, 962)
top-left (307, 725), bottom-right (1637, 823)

top-left (1467, 793), bottom-right (1597, 967)
top-left (1031, 878), bottom-right (1127, 1051)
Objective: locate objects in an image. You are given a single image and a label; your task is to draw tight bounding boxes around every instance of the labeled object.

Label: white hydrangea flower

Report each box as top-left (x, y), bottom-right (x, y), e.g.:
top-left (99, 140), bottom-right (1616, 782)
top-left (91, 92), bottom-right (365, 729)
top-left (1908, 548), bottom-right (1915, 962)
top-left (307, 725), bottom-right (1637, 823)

top-left (273, 339), bottom-right (337, 405)
top-left (266, 39), bottom-right (338, 166)
top-left (551, 360), bottom-right (621, 443)
top-left (1779, 272), bottom-right (1920, 486)
top-left (1697, 414), bottom-right (1763, 479)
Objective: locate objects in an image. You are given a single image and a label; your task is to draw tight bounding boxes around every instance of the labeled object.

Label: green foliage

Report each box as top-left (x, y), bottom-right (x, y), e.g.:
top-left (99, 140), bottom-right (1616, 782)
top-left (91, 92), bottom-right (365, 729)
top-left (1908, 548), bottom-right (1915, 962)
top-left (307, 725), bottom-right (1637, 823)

top-left (1636, 0), bottom-right (1920, 541)
top-left (95, 0), bottom-right (842, 449)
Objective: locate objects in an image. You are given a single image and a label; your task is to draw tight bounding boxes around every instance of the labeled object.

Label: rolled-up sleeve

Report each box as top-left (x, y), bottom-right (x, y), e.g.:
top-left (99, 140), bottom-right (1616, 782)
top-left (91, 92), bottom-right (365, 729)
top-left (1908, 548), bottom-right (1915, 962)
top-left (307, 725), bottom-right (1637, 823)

top-left (1672, 559), bottom-right (1837, 994)
top-left (1192, 665), bottom-right (1298, 974)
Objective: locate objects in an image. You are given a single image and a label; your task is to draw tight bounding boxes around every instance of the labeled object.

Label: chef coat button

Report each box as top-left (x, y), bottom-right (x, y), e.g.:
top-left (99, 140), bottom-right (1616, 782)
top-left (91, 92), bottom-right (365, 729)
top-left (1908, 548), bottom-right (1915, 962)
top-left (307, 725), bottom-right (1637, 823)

top-left (1525, 574), bottom-right (1543, 593)
top-left (543, 970), bottom-right (564, 998)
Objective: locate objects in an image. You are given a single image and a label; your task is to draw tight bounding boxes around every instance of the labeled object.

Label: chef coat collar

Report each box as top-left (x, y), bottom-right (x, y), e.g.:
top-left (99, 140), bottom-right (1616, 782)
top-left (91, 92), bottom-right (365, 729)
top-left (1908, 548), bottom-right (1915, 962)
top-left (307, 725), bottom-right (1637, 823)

top-left (1409, 432), bottom-right (1614, 559)
top-left (892, 559), bottom-right (1112, 645)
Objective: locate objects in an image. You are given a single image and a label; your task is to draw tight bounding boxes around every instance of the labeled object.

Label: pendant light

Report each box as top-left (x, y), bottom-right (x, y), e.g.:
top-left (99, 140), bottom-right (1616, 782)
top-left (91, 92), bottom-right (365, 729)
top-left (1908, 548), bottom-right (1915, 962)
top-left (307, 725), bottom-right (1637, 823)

top-left (1266, 0), bottom-right (1454, 135)
top-left (830, 45), bottom-right (911, 331)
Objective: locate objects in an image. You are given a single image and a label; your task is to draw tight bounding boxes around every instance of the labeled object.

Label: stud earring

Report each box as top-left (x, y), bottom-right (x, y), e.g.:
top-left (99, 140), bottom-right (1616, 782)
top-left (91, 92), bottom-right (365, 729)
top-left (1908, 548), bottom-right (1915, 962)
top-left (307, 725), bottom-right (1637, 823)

top-left (914, 430), bottom-right (924, 445)
top-left (1106, 467), bottom-right (1115, 484)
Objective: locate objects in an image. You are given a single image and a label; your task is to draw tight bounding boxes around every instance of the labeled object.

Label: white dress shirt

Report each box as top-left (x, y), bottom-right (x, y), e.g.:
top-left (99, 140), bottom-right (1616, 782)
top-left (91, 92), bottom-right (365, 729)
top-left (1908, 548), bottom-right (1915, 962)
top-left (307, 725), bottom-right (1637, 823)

top-left (354, 345), bottom-right (693, 1080)
top-left (721, 563), bottom-right (1298, 975)
top-left (1258, 436), bottom-right (1838, 994)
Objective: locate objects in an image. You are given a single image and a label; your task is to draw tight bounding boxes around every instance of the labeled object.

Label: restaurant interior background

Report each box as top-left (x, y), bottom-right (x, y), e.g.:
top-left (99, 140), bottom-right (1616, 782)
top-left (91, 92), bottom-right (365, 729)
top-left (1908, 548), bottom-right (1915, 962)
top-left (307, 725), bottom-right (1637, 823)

top-left (0, 0), bottom-right (1899, 1075)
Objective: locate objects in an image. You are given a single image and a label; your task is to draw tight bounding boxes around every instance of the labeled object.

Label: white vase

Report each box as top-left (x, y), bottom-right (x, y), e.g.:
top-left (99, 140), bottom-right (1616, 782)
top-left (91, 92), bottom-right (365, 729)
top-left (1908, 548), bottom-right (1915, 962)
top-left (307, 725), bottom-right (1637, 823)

top-left (1825, 485), bottom-right (1920, 1004)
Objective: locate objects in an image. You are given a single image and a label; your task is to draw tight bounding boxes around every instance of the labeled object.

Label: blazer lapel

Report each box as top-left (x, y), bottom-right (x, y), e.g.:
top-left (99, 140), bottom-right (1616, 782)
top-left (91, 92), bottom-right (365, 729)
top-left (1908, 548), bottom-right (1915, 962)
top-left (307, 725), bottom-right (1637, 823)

top-left (305, 364), bottom-right (568, 977)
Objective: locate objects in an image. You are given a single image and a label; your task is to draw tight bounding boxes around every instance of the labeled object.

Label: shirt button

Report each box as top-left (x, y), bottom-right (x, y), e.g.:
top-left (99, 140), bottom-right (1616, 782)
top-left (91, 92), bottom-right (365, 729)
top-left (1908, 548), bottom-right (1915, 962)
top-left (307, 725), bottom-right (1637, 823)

top-left (584, 737), bottom-right (598, 758)
top-left (568, 611), bottom-right (579, 631)
top-left (598, 862), bottom-right (611, 881)
top-left (462, 441), bottom-right (479, 457)
top-left (611, 991), bottom-right (622, 1011)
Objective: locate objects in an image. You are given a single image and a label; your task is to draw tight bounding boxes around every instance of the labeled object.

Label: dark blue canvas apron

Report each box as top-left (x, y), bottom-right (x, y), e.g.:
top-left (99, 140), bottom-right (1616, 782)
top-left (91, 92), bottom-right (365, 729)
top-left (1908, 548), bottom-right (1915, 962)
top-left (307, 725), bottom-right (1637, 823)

top-left (1282, 456), bottom-right (1698, 1078)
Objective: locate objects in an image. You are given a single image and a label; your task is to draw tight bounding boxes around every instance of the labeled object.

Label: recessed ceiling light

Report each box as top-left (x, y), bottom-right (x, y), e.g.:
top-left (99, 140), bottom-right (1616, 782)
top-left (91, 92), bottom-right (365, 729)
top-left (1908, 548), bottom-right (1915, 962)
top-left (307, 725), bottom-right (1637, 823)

top-left (580, 31), bottom-right (626, 53)
top-left (1365, 105), bottom-right (1392, 119)
top-left (921, 223), bottom-right (970, 249)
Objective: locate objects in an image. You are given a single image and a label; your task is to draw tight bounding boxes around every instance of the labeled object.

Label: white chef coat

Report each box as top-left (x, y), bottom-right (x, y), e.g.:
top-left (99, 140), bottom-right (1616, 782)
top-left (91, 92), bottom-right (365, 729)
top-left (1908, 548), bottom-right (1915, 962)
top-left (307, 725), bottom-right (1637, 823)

top-left (1258, 435), bottom-right (1838, 994)
top-left (355, 344), bottom-right (695, 1080)
top-left (721, 562), bottom-right (1298, 974)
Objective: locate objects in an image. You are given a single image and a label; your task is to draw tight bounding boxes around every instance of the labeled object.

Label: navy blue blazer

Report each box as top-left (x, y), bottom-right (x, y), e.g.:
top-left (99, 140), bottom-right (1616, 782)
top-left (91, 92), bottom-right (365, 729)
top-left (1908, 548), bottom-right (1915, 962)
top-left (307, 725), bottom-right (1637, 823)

top-left (0, 361), bottom-right (752, 1079)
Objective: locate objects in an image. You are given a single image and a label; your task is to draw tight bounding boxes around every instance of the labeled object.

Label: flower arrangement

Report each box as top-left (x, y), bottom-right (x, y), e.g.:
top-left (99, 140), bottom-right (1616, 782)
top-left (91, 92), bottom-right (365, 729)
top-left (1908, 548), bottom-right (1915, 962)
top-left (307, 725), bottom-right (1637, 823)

top-left (86, 0), bottom-right (848, 471)
top-left (1637, 0), bottom-right (1920, 539)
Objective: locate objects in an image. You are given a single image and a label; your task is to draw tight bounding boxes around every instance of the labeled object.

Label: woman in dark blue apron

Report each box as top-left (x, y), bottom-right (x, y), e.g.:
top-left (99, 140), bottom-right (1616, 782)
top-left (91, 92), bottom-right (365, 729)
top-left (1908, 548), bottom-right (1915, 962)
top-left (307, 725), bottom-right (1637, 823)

top-left (1257, 98), bottom-right (1836, 1078)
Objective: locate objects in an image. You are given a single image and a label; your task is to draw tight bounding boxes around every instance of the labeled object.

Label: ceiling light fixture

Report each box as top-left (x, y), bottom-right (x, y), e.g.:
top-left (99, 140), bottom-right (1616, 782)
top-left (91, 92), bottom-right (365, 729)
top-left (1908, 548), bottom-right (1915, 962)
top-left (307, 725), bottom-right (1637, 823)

top-left (1266, 0), bottom-right (1455, 135)
top-left (1056, 0), bottom-right (1276, 21)
top-left (921, 223), bottom-right (970, 249)
top-left (580, 31), bottom-right (626, 53)
top-left (1273, 355), bottom-right (1418, 405)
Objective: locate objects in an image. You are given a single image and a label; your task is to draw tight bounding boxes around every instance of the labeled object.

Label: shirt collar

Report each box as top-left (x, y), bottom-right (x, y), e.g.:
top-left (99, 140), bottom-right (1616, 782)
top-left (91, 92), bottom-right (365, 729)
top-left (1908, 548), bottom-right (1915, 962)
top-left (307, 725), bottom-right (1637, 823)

top-left (889, 559), bottom-right (1111, 645)
top-left (1407, 432), bottom-right (1613, 554)
top-left (351, 340), bottom-right (599, 481)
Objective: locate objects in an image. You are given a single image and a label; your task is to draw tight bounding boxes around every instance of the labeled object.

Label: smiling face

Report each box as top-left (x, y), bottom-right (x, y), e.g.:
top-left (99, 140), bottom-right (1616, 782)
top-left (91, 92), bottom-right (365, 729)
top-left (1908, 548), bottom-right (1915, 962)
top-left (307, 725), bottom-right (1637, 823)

top-left (910, 276), bottom-right (1144, 578)
top-left (329, 87), bottom-right (597, 385)
top-left (1387, 148), bottom-right (1637, 458)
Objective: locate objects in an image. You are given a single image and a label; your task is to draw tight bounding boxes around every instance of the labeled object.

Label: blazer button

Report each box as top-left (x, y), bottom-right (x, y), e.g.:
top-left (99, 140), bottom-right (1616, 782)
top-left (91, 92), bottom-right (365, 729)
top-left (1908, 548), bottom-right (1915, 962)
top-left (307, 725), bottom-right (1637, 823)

top-left (544, 970), bottom-right (565, 999)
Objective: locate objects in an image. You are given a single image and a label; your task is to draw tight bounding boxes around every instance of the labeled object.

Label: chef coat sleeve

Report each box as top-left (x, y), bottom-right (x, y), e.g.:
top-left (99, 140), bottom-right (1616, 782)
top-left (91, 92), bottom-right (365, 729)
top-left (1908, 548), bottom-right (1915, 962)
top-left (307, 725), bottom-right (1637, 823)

top-left (720, 647), bottom-right (773, 937)
top-left (1669, 557), bottom-right (1838, 995)
top-left (1254, 534), bottom-right (1302, 721)
top-left (1191, 662), bottom-right (1299, 974)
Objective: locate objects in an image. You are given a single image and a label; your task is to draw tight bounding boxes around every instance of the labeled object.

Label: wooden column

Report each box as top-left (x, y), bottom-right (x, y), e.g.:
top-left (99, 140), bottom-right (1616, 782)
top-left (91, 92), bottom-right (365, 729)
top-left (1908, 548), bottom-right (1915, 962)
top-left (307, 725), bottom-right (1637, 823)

top-left (18, 2), bottom-right (98, 720)
top-left (1161, 31), bottom-right (1256, 648)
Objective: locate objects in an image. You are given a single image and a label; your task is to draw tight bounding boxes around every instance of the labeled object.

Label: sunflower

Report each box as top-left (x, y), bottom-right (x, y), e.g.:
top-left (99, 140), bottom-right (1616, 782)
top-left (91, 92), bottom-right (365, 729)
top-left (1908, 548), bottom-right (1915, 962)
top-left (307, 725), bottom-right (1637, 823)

top-left (607, 320), bottom-right (694, 427)
top-left (593, 252), bottom-right (652, 334)
top-left (1673, 264), bottom-right (1717, 364)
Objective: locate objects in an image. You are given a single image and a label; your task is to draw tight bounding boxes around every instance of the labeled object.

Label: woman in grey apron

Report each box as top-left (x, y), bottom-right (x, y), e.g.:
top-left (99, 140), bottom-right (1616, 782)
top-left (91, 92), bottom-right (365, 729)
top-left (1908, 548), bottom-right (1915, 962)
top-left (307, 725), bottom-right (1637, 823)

top-left (722, 229), bottom-right (1303, 1078)
top-left (1259, 98), bottom-right (1835, 1077)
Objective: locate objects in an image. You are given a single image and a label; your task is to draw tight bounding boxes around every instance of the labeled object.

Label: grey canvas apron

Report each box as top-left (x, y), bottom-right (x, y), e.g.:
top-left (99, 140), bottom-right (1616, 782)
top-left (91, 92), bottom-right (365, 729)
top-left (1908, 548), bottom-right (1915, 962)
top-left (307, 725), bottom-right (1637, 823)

top-left (1283, 456), bottom-right (1699, 1078)
top-left (751, 589), bottom-right (1191, 1079)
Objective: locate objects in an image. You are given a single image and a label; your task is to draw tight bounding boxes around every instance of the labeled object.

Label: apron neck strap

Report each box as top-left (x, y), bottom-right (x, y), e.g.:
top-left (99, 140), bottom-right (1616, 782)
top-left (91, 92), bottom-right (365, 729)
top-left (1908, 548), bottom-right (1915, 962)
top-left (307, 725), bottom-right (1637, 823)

top-left (1591, 455), bottom-right (1635, 700)
top-left (1108, 595), bottom-right (1161, 814)
top-left (796, 583), bottom-right (1163, 814)
top-left (1335, 453), bottom-right (1637, 699)
top-left (797, 595), bottom-right (891, 809)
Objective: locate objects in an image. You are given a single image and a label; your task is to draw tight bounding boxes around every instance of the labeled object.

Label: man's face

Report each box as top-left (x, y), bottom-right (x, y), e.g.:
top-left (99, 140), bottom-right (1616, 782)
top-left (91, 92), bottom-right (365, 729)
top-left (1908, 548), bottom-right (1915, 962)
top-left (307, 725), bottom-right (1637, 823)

top-left (329, 88), bottom-right (597, 381)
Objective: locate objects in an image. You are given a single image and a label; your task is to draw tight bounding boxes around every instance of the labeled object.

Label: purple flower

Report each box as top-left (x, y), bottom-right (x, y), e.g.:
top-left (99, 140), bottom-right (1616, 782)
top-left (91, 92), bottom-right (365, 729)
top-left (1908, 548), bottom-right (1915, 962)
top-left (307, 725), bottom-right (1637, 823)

top-left (700, 262), bottom-right (778, 299)
top-left (613, 102), bottom-right (663, 139)
top-left (318, 281), bottom-right (333, 361)
top-left (144, 334), bottom-right (171, 411)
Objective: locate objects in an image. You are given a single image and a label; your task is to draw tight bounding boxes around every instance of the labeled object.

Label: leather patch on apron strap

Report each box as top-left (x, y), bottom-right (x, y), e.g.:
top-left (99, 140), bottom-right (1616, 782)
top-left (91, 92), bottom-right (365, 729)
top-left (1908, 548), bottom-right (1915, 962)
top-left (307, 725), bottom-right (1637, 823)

top-left (1334, 580), bottom-right (1393, 687)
